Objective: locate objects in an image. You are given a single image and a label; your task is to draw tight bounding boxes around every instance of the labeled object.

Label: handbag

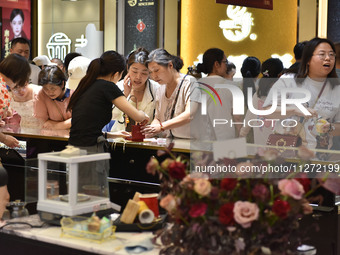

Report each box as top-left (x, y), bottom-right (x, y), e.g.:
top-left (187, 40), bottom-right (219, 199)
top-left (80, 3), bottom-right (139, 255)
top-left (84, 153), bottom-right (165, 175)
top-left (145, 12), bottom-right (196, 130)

top-left (266, 79), bottom-right (327, 157)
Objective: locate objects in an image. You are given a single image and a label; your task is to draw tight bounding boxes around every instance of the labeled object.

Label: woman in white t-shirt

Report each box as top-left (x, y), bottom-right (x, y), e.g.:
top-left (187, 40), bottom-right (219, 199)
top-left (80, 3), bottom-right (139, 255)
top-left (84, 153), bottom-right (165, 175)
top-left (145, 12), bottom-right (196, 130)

top-left (111, 48), bottom-right (159, 132)
top-left (142, 48), bottom-right (200, 139)
top-left (263, 37), bottom-right (340, 151)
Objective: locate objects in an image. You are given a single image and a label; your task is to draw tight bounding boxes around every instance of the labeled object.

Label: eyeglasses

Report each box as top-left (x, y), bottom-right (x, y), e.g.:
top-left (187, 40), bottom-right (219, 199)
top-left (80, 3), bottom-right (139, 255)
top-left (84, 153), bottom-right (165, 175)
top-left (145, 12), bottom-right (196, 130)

top-left (313, 52), bottom-right (336, 60)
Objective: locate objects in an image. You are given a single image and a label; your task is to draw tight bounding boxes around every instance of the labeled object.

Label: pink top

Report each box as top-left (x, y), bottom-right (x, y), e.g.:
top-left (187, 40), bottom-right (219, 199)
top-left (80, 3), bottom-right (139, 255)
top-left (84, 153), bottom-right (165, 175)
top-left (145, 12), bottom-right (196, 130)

top-left (34, 89), bottom-right (73, 122)
top-left (0, 76), bottom-right (11, 120)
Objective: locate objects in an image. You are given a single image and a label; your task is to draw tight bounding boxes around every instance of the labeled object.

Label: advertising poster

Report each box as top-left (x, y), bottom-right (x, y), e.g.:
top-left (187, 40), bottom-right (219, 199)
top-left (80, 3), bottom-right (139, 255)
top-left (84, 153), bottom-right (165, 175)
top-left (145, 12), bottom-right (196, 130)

top-left (1, 0), bottom-right (31, 58)
top-left (124, 0), bottom-right (158, 56)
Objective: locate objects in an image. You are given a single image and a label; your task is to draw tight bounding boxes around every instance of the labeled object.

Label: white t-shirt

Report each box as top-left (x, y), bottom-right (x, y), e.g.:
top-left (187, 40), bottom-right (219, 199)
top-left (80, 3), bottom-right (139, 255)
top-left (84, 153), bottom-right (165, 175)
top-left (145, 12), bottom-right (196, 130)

top-left (263, 74), bottom-right (340, 149)
top-left (240, 93), bottom-right (275, 145)
top-left (155, 74), bottom-right (200, 139)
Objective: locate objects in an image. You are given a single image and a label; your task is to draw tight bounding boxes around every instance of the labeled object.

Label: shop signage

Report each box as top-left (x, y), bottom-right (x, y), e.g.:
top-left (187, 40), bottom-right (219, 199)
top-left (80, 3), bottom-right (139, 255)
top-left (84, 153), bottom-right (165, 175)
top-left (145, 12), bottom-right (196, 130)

top-left (219, 5), bottom-right (256, 42)
top-left (46, 32), bottom-right (71, 61)
top-left (124, 0), bottom-right (157, 56)
top-left (216, 0), bottom-right (273, 10)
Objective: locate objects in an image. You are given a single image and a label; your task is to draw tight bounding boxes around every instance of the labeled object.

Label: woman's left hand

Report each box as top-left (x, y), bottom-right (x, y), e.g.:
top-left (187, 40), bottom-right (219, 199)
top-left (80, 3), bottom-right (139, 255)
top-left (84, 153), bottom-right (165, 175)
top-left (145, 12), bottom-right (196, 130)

top-left (142, 124), bottom-right (162, 138)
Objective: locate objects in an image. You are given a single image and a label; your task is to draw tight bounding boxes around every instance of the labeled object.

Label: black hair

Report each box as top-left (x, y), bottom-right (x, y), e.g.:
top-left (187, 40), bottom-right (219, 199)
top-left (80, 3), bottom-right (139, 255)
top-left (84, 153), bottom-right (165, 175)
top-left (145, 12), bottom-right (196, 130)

top-left (296, 37), bottom-right (338, 88)
top-left (257, 58), bottom-right (283, 98)
top-left (241, 56), bottom-right (261, 102)
top-left (147, 48), bottom-right (183, 71)
top-left (67, 50), bottom-right (126, 111)
top-left (0, 53), bottom-right (30, 87)
top-left (10, 37), bottom-right (30, 48)
top-left (196, 48), bottom-right (224, 74)
top-left (10, 9), bottom-right (24, 23)
top-left (293, 41), bottom-right (307, 60)
top-left (38, 65), bottom-right (67, 87)
top-left (64, 52), bottom-right (82, 74)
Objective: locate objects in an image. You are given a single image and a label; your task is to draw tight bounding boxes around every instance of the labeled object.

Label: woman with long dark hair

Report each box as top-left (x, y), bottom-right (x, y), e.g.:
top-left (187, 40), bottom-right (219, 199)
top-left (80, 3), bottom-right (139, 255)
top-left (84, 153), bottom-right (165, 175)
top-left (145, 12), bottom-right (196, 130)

top-left (263, 37), bottom-right (340, 150)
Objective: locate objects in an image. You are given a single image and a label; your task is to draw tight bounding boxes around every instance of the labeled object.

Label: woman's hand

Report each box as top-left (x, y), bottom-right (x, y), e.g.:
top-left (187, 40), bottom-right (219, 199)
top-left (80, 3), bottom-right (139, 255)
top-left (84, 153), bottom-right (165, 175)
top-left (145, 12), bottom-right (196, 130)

top-left (108, 130), bottom-right (131, 138)
top-left (138, 112), bottom-right (149, 126)
top-left (3, 135), bottom-right (19, 148)
top-left (123, 74), bottom-right (132, 97)
top-left (293, 107), bottom-right (318, 118)
top-left (141, 123), bottom-right (162, 138)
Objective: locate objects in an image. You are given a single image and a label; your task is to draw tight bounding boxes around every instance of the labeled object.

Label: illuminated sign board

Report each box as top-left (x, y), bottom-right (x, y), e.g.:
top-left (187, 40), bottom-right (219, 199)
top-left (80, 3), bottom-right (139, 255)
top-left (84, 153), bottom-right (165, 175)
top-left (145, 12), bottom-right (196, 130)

top-left (216, 0), bottom-right (273, 10)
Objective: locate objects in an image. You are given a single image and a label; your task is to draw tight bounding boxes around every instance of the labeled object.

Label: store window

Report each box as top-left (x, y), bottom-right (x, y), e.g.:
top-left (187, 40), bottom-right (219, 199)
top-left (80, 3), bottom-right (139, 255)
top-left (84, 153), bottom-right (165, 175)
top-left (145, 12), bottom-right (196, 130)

top-left (37, 0), bottom-right (102, 60)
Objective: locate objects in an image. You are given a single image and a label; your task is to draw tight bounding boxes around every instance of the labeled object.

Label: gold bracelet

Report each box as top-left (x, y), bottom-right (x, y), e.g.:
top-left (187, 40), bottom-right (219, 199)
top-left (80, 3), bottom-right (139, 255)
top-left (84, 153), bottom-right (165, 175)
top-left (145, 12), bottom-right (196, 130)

top-left (159, 122), bottom-right (165, 132)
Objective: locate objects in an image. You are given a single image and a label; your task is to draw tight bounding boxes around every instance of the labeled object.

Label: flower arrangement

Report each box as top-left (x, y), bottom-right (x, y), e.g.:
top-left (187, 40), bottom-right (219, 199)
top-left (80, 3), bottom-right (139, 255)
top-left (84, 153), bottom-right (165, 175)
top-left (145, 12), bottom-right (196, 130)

top-left (146, 145), bottom-right (339, 255)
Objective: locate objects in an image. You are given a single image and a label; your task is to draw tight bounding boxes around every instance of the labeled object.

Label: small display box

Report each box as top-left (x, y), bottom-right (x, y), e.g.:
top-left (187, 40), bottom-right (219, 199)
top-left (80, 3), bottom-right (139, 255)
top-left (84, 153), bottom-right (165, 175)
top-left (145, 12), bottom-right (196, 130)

top-left (37, 151), bottom-right (112, 219)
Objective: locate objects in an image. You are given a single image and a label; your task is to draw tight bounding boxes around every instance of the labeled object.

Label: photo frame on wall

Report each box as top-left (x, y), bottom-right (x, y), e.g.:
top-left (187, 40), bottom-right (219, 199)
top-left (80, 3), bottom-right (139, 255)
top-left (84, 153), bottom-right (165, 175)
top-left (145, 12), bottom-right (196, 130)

top-left (0, 0), bottom-right (31, 58)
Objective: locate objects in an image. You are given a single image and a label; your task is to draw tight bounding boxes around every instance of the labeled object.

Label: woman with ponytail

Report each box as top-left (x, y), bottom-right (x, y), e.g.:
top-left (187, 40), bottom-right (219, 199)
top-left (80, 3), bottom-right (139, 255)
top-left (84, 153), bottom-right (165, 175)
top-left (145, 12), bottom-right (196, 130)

top-left (142, 48), bottom-right (200, 138)
top-left (240, 56), bottom-right (261, 106)
top-left (196, 48), bottom-right (242, 140)
top-left (68, 50), bottom-right (149, 148)
top-left (67, 51), bottom-right (149, 192)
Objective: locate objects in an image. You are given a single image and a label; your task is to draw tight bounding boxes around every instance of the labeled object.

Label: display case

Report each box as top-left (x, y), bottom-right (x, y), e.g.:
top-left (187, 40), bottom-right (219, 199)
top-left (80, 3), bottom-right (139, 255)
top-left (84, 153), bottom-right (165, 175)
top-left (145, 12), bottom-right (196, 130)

top-left (37, 152), bottom-right (112, 218)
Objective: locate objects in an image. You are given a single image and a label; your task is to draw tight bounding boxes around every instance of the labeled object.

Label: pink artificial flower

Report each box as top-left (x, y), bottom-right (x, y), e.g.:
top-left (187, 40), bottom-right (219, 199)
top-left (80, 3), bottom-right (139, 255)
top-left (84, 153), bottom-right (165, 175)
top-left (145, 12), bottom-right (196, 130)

top-left (146, 156), bottom-right (159, 175)
top-left (233, 201), bottom-right (259, 228)
top-left (278, 179), bottom-right (305, 200)
top-left (189, 202), bottom-right (208, 218)
top-left (159, 194), bottom-right (176, 212)
top-left (194, 179), bottom-right (212, 197)
top-left (318, 175), bottom-right (340, 195)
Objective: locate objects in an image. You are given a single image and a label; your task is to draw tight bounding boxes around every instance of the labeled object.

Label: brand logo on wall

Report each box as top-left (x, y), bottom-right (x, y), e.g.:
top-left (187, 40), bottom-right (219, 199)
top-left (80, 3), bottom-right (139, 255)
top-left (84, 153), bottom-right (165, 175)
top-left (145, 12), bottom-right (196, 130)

top-left (136, 19), bottom-right (146, 32)
top-left (128, 0), bottom-right (137, 7)
top-left (46, 33), bottom-right (71, 61)
top-left (219, 5), bottom-right (256, 42)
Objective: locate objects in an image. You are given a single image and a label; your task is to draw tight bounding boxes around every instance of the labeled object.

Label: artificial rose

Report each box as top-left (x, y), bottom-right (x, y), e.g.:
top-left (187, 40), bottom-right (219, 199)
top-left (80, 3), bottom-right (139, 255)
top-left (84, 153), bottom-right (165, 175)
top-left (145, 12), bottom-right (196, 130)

top-left (278, 179), bottom-right (305, 200)
top-left (272, 199), bottom-right (291, 218)
top-left (220, 178), bottom-right (238, 191)
top-left (318, 174), bottom-right (340, 195)
top-left (189, 202), bottom-right (208, 218)
top-left (233, 201), bottom-right (259, 228)
top-left (160, 158), bottom-right (174, 170)
top-left (219, 203), bottom-right (235, 225)
top-left (168, 161), bottom-right (186, 180)
top-left (159, 194), bottom-right (176, 212)
top-left (146, 156), bottom-right (159, 175)
top-left (194, 179), bottom-right (212, 197)
top-left (252, 183), bottom-right (269, 202)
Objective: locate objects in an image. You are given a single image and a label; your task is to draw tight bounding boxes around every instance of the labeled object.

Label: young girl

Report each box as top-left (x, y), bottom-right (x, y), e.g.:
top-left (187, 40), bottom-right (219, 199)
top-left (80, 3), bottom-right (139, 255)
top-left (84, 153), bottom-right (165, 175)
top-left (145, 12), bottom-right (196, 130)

top-left (35, 66), bottom-right (72, 129)
top-left (142, 48), bottom-right (200, 138)
top-left (111, 48), bottom-right (159, 132)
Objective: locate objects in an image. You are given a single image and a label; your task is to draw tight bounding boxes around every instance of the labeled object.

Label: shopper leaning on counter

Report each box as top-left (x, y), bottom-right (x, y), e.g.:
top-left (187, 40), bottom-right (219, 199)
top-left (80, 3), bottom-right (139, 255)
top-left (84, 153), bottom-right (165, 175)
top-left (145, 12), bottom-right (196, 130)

top-left (0, 166), bottom-right (9, 221)
top-left (142, 48), bottom-right (201, 138)
top-left (111, 47), bottom-right (159, 132)
top-left (67, 51), bottom-right (149, 191)
top-left (67, 50), bottom-right (149, 149)
top-left (35, 65), bottom-right (73, 129)
top-left (1, 54), bottom-right (41, 128)
top-left (263, 37), bottom-right (340, 150)
top-left (0, 54), bottom-right (27, 147)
